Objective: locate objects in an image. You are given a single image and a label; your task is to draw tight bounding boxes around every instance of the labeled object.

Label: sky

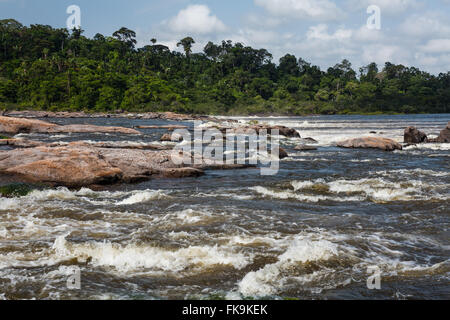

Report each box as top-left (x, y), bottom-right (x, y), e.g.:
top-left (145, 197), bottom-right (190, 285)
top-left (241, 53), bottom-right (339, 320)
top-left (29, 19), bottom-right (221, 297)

top-left (1, 0), bottom-right (450, 74)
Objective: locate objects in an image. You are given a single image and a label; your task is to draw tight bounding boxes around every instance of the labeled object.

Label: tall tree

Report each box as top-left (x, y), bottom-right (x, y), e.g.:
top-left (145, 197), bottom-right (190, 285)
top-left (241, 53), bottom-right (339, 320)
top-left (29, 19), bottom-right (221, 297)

top-left (177, 37), bottom-right (195, 57)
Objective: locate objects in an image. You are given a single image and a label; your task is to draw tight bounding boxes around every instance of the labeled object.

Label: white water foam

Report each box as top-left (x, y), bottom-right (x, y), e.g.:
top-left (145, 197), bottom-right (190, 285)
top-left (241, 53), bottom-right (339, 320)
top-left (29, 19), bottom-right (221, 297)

top-left (0, 198), bottom-right (20, 211)
top-left (238, 239), bottom-right (339, 297)
top-left (117, 190), bottom-right (168, 205)
top-left (250, 186), bottom-right (363, 202)
top-left (404, 143), bottom-right (450, 151)
top-left (2, 187), bottom-right (170, 206)
top-left (249, 177), bottom-right (449, 203)
top-left (52, 235), bottom-right (252, 274)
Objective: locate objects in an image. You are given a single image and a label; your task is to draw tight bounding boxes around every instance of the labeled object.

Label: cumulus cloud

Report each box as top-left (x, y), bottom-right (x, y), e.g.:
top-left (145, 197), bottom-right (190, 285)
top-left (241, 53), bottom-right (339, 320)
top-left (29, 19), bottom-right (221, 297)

top-left (254, 0), bottom-right (345, 21)
top-left (142, 0), bottom-right (449, 74)
top-left (166, 4), bottom-right (227, 35)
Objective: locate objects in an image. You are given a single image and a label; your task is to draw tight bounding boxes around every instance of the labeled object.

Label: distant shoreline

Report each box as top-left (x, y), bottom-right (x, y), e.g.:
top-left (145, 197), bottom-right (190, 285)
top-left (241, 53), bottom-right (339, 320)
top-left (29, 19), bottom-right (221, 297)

top-left (2, 109), bottom-right (447, 120)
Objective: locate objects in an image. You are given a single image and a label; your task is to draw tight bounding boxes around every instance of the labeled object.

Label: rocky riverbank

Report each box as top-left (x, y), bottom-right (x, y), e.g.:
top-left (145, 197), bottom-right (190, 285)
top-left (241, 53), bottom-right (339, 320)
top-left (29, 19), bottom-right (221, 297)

top-left (1, 114), bottom-right (449, 188)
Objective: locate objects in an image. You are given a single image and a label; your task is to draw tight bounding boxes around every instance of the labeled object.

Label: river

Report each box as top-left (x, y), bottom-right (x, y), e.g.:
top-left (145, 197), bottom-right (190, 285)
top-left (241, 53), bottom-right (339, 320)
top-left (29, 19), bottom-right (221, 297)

top-left (0, 114), bottom-right (449, 300)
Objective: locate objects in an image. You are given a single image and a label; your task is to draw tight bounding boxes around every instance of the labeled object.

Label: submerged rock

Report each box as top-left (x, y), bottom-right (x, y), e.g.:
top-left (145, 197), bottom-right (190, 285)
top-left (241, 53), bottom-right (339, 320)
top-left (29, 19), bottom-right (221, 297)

top-left (301, 137), bottom-right (318, 144)
top-left (295, 145), bottom-right (318, 151)
top-left (404, 126), bottom-right (428, 144)
top-left (337, 137), bottom-right (402, 151)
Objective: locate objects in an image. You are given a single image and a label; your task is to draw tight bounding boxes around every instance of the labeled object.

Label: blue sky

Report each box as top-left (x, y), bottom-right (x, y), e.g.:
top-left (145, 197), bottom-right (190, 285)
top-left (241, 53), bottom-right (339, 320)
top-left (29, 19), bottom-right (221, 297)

top-left (1, 0), bottom-right (450, 74)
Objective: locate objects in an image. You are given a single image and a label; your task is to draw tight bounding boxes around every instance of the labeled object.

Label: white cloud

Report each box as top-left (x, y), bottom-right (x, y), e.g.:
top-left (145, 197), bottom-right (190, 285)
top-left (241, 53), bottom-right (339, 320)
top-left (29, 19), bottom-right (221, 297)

top-left (306, 24), bottom-right (352, 41)
top-left (399, 12), bottom-right (450, 38)
top-left (421, 39), bottom-right (450, 53)
top-left (254, 0), bottom-right (345, 21)
top-left (362, 44), bottom-right (410, 65)
top-left (166, 4), bottom-right (227, 35)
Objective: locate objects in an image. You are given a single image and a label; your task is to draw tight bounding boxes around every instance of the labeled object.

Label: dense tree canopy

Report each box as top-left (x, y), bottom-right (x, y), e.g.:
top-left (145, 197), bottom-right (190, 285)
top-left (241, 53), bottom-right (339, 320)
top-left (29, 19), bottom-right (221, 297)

top-left (0, 19), bottom-right (449, 115)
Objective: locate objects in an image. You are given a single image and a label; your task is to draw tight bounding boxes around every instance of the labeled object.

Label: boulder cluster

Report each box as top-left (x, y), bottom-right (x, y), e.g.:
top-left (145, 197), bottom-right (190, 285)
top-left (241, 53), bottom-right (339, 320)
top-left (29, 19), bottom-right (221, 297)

top-left (404, 122), bottom-right (450, 144)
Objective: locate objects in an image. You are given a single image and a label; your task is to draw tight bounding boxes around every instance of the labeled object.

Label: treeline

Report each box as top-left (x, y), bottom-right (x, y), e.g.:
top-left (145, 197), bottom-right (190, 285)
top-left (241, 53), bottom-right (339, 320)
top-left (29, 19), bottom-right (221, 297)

top-left (1, 19), bottom-right (449, 115)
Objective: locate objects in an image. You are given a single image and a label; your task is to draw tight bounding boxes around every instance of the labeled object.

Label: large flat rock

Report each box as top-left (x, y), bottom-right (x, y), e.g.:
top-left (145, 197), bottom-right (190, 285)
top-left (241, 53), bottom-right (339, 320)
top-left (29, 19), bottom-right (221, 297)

top-left (0, 145), bottom-right (202, 186)
top-left (0, 143), bottom-right (251, 187)
top-left (0, 116), bottom-right (58, 134)
top-left (0, 116), bottom-right (140, 135)
top-left (337, 137), bottom-right (402, 151)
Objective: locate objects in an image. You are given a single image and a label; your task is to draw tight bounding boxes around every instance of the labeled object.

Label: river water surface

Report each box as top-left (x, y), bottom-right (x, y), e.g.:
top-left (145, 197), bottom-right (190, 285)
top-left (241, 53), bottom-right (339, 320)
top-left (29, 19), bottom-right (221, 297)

top-left (0, 114), bottom-right (449, 300)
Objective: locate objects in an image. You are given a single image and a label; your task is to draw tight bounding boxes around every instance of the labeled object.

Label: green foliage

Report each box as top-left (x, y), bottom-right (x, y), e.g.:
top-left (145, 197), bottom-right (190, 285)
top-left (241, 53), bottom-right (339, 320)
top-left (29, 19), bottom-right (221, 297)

top-left (0, 19), bottom-right (449, 115)
top-left (0, 183), bottom-right (36, 198)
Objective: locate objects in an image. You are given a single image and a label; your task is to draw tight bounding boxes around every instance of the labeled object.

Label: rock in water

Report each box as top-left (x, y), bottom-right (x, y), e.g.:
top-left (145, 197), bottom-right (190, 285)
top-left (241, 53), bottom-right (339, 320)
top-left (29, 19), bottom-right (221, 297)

top-left (0, 116), bottom-right (58, 134)
top-left (219, 125), bottom-right (300, 138)
top-left (301, 137), bottom-right (318, 144)
top-left (437, 122), bottom-right (450, 143)
top-left (0, 144), bottom-right (251, 187)
top-left (404, 126), bottom-right (428, 144)
top-left (0, 116), bottom-right (141, 135)
top-left (48, 124), bottom-right (140, 135)
top-left (0, 145), bottom-right (202, 186)
top-left (160, 133), bottom-right (183, 142)
top-left (271, 125), bottom-right (300, 138)
top-left (337, 137), bottom-right (402, 151)
top-left (0, 146), bottom-right (124, 186)
top-left (278, 147), bottom-right (288, 159)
